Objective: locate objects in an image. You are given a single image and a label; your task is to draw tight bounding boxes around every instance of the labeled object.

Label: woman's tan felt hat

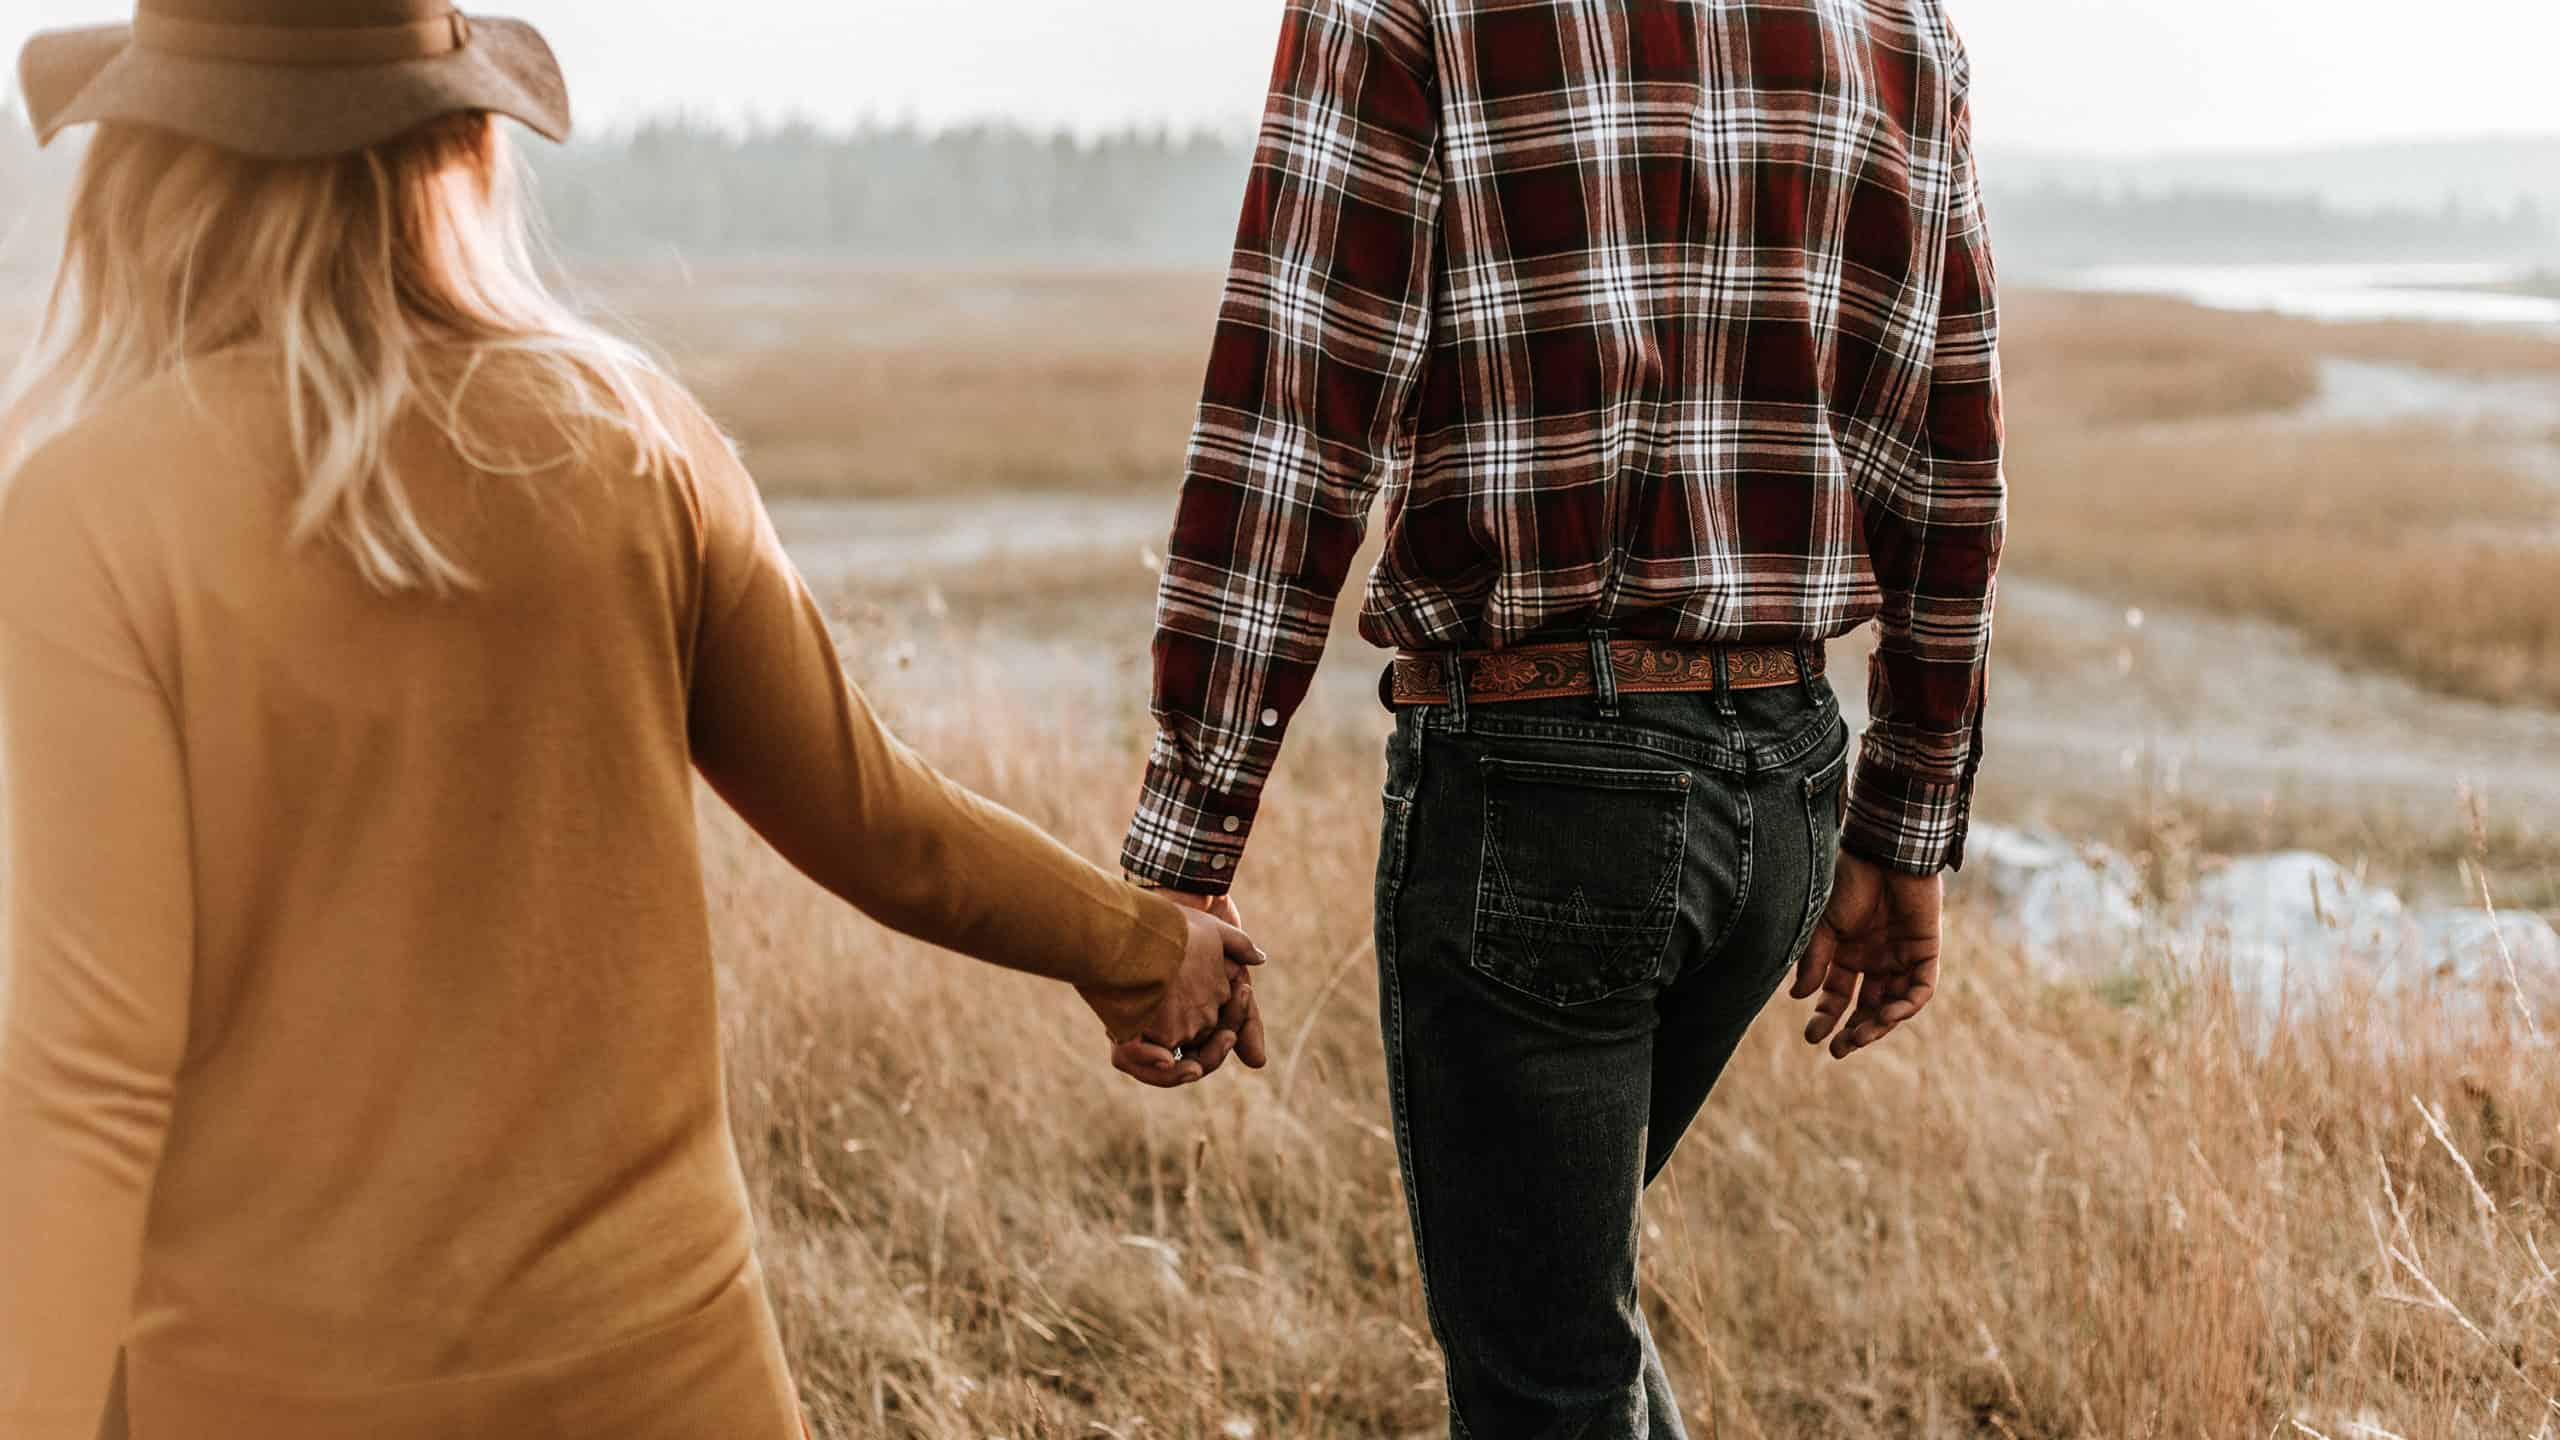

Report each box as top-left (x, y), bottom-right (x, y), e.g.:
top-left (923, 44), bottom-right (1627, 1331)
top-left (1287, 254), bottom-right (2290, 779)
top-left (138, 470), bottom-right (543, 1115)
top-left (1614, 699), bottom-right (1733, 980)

top-left (18, 0), bottom-right (570, 159)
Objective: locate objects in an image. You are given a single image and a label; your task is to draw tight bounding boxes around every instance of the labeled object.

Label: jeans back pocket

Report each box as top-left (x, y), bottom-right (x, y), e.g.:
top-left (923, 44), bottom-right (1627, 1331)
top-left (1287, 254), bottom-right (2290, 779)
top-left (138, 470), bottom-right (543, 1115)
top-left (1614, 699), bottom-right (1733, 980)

top-left (1472, 755), bottom-right (1689, 1007)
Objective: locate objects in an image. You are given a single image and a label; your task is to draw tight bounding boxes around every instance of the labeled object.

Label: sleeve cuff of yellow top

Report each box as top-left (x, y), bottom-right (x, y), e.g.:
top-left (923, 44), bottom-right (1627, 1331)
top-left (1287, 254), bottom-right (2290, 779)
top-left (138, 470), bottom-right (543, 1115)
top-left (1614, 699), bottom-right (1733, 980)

top-left (1075, 885), bottom-right (1193, 1039)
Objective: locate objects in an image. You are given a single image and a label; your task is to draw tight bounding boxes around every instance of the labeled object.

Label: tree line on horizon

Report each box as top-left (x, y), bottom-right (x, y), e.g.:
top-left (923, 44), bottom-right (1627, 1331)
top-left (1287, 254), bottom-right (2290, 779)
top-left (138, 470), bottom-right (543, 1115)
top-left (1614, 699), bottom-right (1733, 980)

top-left (5, 111), bottom-right (2556, 275)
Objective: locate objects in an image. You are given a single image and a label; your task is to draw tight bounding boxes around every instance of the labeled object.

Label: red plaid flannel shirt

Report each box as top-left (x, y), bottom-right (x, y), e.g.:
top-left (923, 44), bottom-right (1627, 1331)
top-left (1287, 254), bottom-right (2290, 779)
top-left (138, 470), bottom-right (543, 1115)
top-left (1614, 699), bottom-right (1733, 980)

top-left (1125, 0), bottom-right (2004, 892)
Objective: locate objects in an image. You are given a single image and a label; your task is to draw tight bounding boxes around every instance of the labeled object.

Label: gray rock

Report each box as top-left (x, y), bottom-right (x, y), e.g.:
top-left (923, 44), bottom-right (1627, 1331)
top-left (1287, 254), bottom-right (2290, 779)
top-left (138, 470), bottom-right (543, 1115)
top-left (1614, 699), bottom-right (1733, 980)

top-left (1961, 825), bottom-right (2557, 1025)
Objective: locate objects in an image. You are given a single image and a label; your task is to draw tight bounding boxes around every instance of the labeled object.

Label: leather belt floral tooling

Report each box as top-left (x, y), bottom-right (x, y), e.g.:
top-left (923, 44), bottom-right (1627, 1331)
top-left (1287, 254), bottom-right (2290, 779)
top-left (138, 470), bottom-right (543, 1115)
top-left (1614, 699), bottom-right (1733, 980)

top-left (1390, 640), bottom-right (1824, 707)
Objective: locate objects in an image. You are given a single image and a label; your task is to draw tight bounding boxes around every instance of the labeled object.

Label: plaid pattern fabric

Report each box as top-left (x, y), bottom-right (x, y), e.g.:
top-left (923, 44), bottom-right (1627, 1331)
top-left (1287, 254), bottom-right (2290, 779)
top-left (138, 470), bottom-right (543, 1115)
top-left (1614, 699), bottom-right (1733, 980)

top-left (1125, 0), bottom-right (2004, 892)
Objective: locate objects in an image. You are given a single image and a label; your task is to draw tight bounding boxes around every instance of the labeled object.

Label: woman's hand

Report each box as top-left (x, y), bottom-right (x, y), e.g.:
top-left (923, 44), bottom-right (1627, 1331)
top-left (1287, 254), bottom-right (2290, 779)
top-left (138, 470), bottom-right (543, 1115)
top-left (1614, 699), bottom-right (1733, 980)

top-left (1112, 895), bottom-right (1269, 1088)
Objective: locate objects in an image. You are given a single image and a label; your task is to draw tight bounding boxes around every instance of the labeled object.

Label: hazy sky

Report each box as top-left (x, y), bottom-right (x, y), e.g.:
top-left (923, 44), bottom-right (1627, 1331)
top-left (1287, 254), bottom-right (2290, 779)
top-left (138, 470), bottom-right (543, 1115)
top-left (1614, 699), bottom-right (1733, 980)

top-left (11, 0), bottom-right (2560, 155)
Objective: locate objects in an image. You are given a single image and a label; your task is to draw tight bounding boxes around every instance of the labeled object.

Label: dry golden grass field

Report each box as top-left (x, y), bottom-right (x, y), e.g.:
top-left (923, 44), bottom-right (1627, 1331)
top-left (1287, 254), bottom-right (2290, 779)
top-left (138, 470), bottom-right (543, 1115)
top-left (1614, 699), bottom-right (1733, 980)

top-left (718, 675), bottom-right (2559, 1440)
top-left (581, 268), bottom-right (2560, 1437)
top-left (3, 263), bottom-right (2557, 1436)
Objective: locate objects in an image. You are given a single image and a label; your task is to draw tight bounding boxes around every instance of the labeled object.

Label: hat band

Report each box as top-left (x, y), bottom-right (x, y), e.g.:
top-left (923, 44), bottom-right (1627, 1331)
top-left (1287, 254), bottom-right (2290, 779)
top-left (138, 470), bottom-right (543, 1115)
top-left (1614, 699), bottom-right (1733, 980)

top-left (132, 10), bottom-right (471, 66)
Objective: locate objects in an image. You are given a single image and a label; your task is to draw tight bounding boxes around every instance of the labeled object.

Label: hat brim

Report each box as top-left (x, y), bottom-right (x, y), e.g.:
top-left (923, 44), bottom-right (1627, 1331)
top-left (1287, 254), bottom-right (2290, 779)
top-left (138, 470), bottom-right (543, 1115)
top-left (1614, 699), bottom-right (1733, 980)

top-left (18, 16), bottom-right (570, 159)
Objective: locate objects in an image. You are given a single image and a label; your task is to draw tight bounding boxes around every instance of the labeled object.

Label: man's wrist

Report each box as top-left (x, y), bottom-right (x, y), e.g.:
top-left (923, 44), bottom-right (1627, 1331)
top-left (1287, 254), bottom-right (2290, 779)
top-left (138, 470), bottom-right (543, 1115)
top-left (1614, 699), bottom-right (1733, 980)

top-left (1838, 828), bottom-right (1949, 879)
top-left (1120, 829), bottom-right (1243, 896)
top-left (1125, 754), bottom-right (1258, 894)
top-left (1842, 749), bottom-right (1972, 875)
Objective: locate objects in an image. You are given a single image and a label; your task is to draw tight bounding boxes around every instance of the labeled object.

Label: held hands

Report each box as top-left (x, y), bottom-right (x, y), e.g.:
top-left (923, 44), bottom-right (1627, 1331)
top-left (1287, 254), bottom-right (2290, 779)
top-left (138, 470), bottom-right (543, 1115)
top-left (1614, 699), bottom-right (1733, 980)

top-left (1792, 850), bottom-right (1943, 1059)
top-left (1112, 892), bottom-right (1271, 1088)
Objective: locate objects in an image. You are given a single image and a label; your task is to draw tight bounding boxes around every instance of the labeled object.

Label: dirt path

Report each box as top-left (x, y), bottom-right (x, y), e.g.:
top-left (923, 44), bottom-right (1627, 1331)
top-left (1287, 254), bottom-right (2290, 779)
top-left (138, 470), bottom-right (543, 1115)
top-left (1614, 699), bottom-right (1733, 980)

top-left (2291, 357), bottom-right (2560, 492)
top-left (1951, 354), bottom-right (2560, 835)
top-left (1919, 576), bottom-right (2560, 834)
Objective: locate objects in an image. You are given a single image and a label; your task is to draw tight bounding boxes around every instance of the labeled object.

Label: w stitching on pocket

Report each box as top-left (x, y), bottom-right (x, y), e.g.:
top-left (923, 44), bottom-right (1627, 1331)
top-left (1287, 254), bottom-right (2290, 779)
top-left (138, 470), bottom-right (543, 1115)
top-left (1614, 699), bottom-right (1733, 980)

top-left (1471, 756), bottom-right (1690, 1007)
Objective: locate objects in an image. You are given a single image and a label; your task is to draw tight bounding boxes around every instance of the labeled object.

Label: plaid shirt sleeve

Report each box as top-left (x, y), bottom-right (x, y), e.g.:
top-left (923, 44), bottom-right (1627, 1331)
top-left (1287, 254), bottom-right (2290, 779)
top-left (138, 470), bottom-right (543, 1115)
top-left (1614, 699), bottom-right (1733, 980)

top-left (1841, 59), bottom-right (2007, 878)
top-left (1121, 0), bottom-right (1441, 894)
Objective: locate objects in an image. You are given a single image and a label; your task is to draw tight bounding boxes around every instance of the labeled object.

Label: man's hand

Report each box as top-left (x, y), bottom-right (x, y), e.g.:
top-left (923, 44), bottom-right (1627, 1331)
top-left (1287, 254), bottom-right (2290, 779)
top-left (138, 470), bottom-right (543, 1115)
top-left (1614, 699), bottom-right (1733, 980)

top-left (1112, 891), bottom-right (1270, 1088)
top-left (1792, 851), bottom-right (1942, 1059)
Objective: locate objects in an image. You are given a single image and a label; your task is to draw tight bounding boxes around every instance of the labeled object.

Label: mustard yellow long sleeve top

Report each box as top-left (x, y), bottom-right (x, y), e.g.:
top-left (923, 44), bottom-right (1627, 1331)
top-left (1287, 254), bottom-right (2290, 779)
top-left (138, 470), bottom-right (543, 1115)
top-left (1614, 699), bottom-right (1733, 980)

top-left (0, 353), bottom-right (1189, 1439)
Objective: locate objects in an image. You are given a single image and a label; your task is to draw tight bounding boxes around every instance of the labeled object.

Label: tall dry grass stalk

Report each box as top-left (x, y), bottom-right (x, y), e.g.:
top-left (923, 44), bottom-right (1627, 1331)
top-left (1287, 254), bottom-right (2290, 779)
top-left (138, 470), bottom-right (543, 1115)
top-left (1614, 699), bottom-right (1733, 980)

top-left (714, 670), bottom-right (2559, 1439)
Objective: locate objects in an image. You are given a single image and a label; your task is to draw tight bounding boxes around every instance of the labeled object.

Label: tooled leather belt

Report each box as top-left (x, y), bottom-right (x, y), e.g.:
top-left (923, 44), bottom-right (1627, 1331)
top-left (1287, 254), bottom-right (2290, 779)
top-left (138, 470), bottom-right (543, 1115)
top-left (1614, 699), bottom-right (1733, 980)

top-left (1389, 639), bottom-right (1822, 707)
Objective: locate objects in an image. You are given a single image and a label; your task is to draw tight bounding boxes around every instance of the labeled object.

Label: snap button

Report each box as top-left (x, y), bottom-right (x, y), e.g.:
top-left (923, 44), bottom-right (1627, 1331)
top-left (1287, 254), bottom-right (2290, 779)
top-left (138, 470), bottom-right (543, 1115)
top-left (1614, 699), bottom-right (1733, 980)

top-left (1210, 855), bottom-right (1231, 871)
top-left (1260, 708), bottom-right (1282, 728)
top-left (1222, 816), bottom-right (1242, 833)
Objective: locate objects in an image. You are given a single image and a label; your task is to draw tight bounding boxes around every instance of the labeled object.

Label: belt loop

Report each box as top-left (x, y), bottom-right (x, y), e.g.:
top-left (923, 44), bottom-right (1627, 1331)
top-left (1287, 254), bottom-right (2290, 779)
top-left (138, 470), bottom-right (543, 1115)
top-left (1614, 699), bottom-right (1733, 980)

top-left (1792, 640), bottom-right (1819, 701)
top-left (1442, 648), bottom-right (1471, 734)
top-left (1588, 628), bottom-right (1620, 719)
top-left (1710, 646), bottom-right (1740, 723)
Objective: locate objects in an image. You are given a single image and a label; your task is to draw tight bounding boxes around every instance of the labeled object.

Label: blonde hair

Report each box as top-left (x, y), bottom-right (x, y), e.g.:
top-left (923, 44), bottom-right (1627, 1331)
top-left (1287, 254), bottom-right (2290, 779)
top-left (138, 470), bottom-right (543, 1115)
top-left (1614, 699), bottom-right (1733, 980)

top-left (0, 114), bottom-right (683, 592)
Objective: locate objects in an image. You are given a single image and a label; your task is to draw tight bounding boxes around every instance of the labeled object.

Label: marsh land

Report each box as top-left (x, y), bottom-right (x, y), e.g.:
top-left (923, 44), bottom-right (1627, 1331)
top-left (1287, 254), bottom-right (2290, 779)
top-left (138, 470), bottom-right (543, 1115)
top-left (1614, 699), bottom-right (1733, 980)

top-left (3, 265), bottom-right (2555, 1435)
top-left (583, 267), bottom-right (2558, 1436)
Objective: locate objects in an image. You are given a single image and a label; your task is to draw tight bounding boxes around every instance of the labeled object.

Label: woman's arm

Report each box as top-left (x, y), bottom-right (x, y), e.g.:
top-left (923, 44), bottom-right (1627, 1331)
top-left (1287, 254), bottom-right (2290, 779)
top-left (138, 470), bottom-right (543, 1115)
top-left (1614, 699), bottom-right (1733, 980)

top-left (671, 402), bottom-right (1206, 1040)
top-left (0, 469), bottom-right (195, 1439)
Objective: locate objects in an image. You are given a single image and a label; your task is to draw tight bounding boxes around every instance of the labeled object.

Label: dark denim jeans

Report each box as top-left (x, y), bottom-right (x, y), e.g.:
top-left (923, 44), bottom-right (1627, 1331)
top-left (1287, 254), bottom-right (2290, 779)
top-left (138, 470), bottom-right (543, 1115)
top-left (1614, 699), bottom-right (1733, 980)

top-left (1374, 666), bottom-right (1850, 1438)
